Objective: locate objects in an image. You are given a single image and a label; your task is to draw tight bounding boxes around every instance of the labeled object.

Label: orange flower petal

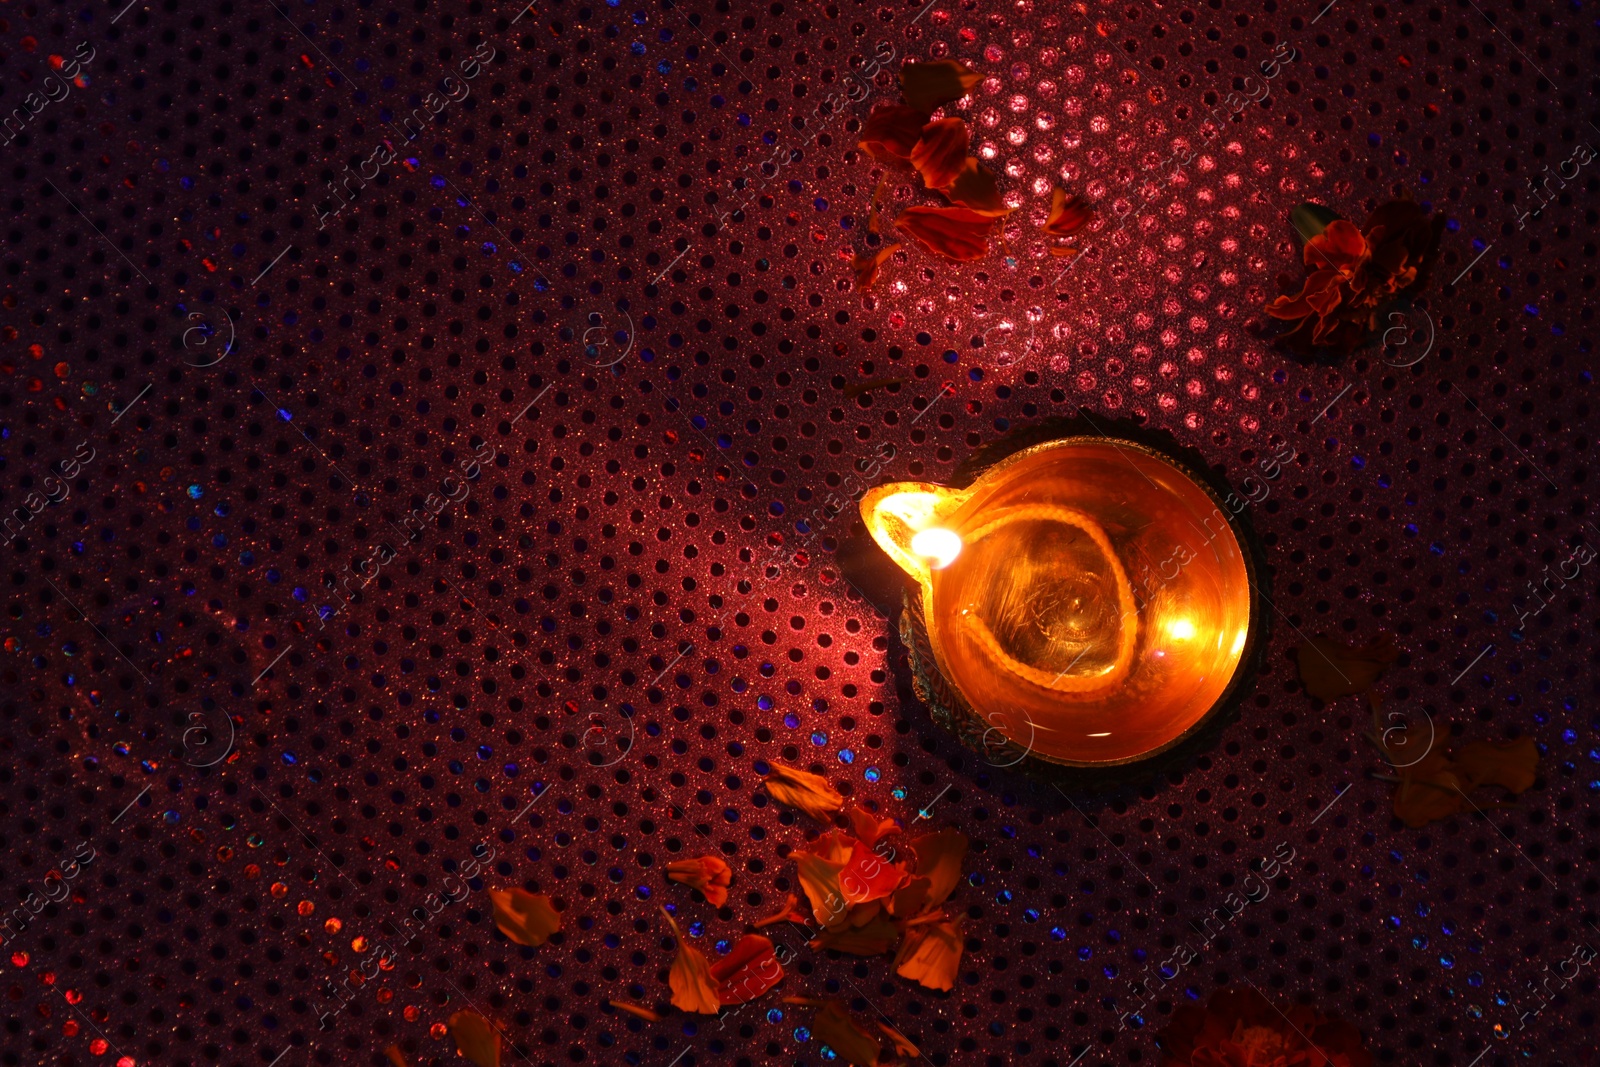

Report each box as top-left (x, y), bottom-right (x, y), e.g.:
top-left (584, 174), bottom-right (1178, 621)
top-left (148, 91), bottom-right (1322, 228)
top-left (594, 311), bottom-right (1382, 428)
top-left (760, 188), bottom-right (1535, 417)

top-left (662, 909), bottom-right (721, 1014)
top-left (877, 1021), bottom-right (921, 1059)
top-left (1392, 749), bottom-right (1468, 828)
top-left (1044, 187), bottom-right (1094, 237)
top-left (839, 839), bottom-right (910, 905)
top-left (665, 856), bottom-right (733, 907)
top-left (488, 888), bottom-right (561, 947)
top-left (853, 243), bottom-right (899, 292)
top-left (608, 1000), bottom-right (664, 1022)
top-left (845, 806), bottom-right (902, 848)
top-left (811, 909), bottom-right (901, 956)
top-left (899, 59), bottom-right (982, 113)
top-left (762, 764), bottom-right (844, 821)
top-left (447, 1011), bottom-right (502, 1067)
top-left (1301, 218), bottom-right (1369, 274)
top-left (708, 933), bottom-right (784, 1005)
top-left (794, 850), bottom-right (850, 927)
top-left (384, 1046), bottom-right (408, 1067)
top-left (812, 1002), bottom-right (889, 1066)
top-left (893, 915), bottom-right (964, 991)
top-left (940, 157), bottom-right (1011, 216)
top-left (893, 205), bottom-right (996, 262)
top-left (886, 875), bottom-right (931, 918)
top-left (858, 103), bottom-right (929, 166)
top-left (907, 829), bottom-right (968, 909)
top-left (1454, 737), bottom-right (1539, 794)
top-left (909, 117), bottom-right (969, 190)
top-left (1294, 634), bottom-right (1399, 702)
top-left (753, 892), bottom-right (810, 929)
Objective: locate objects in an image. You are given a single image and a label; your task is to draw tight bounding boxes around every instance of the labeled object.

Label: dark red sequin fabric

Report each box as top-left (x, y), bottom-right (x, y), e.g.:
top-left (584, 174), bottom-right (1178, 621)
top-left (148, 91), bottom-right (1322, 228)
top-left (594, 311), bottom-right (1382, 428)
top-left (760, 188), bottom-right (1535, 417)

top-left (0, 1), bottom-right (1593, 1067)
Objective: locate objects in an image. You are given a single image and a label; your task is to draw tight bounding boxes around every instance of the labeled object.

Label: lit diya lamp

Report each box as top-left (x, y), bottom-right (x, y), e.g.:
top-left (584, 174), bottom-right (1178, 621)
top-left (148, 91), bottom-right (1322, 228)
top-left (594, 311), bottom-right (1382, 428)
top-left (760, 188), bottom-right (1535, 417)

top-left (861, 431), bottom-right (1266, 773)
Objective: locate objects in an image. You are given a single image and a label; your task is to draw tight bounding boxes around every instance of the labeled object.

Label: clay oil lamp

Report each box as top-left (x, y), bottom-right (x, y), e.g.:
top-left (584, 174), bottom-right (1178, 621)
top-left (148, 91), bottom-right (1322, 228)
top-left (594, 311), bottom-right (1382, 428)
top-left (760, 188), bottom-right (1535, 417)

top-left (861, 434), bottom-right (1265, 774)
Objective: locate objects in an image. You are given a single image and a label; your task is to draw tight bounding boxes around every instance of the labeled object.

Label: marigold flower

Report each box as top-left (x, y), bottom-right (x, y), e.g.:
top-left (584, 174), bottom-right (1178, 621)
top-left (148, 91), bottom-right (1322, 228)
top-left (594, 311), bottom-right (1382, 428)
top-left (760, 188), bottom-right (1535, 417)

top-left (1266, 199), bottom-right (1444, 357)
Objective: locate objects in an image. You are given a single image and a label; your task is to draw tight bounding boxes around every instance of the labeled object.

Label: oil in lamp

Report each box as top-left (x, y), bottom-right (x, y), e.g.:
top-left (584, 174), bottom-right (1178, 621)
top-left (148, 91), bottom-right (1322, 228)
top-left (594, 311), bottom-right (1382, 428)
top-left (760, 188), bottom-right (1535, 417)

top-left (861, 431), bottom-right (1266, 775)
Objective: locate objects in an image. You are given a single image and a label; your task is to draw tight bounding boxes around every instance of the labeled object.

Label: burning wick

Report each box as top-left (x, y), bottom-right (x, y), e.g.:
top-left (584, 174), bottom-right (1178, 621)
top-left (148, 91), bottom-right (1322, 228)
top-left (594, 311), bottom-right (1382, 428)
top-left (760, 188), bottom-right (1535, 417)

top-left (910, 527), bottom-right (963, 569)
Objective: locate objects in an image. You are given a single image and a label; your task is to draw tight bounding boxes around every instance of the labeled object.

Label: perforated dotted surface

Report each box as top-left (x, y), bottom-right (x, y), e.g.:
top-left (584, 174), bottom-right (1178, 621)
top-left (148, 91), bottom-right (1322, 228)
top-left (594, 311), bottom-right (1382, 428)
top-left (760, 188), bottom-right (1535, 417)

top-left (0, 2), bottom-right (1595, 1067)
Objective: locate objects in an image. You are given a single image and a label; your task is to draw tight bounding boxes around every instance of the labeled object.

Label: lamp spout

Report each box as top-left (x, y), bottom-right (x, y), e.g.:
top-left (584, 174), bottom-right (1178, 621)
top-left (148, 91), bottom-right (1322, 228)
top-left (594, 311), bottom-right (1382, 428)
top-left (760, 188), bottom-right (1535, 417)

top-left (859, 483), bottom-right (960, 581)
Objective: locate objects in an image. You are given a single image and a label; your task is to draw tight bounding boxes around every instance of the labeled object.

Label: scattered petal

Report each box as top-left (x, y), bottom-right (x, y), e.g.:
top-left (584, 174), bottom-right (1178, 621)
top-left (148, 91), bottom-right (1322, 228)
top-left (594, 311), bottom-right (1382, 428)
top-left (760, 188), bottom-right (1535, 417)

top-left (858, 104), bottom-right (929, 167)
top-left (794, 850), bottom-right (850, 928)
top-left (893, 916), bottom-right (964, 991)
top-left (906, 829), bottom-right (968, 909)
top-left (662, 909), bottom-right (721, 1015)
top-left (384, 1046), bottom-right (408, 1067)
top-left (752, 892), bottom-right (810, 929)
top-left (877, 1021), bottom-right (921, 1060)
top-left (1295, 634), bottom-right (1399, 702)
top-left (812, 1001), bottom-right (888, 1067)
top-left (940, 158), bottom-right (1011, 216)
top-left (1392, 749), bottom-right (1468, 828)
top-left (763, 764), bottom-right (845, 821)
top-left (608, 1000), bottom-right (664, 1023)
top-left (812, 829), bottom-right (856, 866)
top-left (910, 118), bottom-right (969, 190)
top-left (1044, 187), bottom-right (1094, 237)
top-left (886, 876), bottom-right (931, 919)
top-left (853, 244), bottom-right (900, 292)
top-left (709, 934), bottom-right (785, 1005)
top-left (893, 206), bottom-right (997, 262)
top-left (665, 855), bottom-right (733, 907)
top-left (844, 899), bottom-right (884, 928)
top-left (839, 840), bottom-right (910, 904)
top-left (810, 909), bottom-right (901, 956)
top-left (899, 59), bottom-right (982, 113)
top-left (488, 888), bottom-right (561, 947)
top-left (447, 1012), bottom-right (502, 1067)
top-left (1454, 737), bottom-right (1539, 794)
top-left (846, 806), bottom-right (902, 848)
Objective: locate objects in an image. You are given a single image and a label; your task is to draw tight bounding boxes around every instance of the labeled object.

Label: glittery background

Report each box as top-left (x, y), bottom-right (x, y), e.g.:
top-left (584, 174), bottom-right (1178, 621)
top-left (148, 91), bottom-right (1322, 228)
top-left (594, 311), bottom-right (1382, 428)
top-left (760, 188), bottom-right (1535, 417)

top-left (1, 1), bottom-right (1595, 1066)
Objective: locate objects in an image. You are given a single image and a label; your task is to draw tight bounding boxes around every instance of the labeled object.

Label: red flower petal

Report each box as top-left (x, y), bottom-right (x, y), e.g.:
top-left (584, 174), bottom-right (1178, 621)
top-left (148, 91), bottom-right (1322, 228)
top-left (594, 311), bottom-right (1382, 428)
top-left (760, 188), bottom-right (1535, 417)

top-left (709, 934), bottom-right (783, 1005)
top-left (858, 104), bottom-right (929, 166)
top-left (899, 60), bottom-right (982, 113)
top-left (909, 118), bottom-right (969, 190)
top-left (838, 840), bottom-right (910, 904)
top-left (893, 205), bottom-right (996, 262)
top-left (1044, 187), bottom-right (1094, 237)
top-left (940, 157), bottom-right (1011, 216)
top-left (1301, 219), bottom-right (1368, 274)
